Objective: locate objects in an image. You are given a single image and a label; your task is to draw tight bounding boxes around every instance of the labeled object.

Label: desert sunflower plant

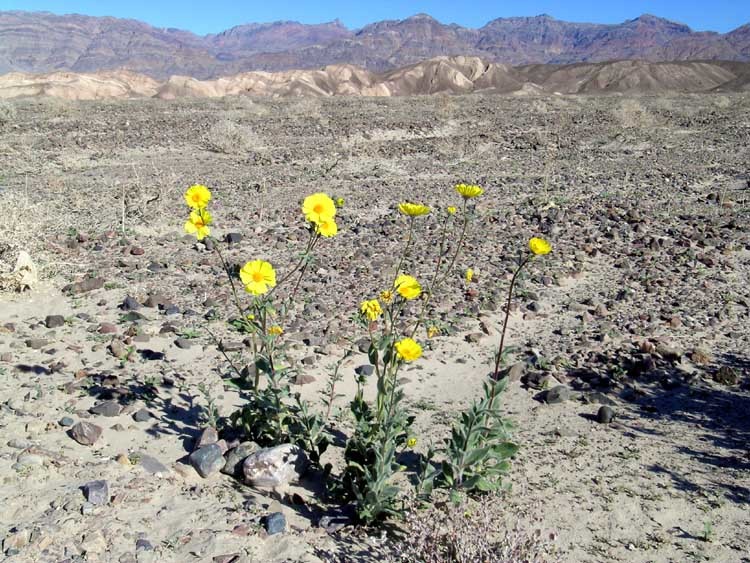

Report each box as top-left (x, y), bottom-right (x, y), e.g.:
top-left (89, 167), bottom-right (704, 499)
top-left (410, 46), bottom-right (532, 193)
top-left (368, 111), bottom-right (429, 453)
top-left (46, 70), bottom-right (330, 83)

top-left (182, 185), bottom-right (339, 463)
top-left (180, 181), bottom-right (553, 526)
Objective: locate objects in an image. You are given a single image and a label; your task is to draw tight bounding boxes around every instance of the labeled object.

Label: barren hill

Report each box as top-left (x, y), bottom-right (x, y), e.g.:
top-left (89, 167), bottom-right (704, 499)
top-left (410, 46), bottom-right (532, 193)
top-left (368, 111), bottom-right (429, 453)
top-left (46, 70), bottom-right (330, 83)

top-left (1, 57), bottom-right (749, 100)
top-left (1, 11), bottom-right (749, 79)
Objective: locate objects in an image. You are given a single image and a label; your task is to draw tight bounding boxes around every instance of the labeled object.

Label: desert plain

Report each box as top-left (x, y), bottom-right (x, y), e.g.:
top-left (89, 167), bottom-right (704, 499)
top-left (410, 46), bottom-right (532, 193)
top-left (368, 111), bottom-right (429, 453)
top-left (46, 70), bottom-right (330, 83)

top-left (0, 91), bottom-right (749, 562)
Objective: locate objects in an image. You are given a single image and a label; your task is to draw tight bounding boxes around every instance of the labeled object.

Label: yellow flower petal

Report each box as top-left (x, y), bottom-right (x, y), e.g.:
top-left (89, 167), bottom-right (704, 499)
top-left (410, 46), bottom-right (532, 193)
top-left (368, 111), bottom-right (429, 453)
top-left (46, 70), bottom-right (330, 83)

top-left (395, 338), bottom-right (422, 362)
top-left (529, 237), bottom-right (552, 256)
top-left (398, 202), bottom-right (430, 217)
top-left (394, 274), bottom-right (421, 300)
top-left (455, 184), bottom-right (484, 199)
top-left (316, 219), bottom-right (338, 238)
top-left (360, 299), bottom-right (383, 321)
top-left (240, 260), bottom-right (277, 295)
top-left (303, 193), bottom-right (336, 224)
top-left (185, 184), bottom-right (211, 209)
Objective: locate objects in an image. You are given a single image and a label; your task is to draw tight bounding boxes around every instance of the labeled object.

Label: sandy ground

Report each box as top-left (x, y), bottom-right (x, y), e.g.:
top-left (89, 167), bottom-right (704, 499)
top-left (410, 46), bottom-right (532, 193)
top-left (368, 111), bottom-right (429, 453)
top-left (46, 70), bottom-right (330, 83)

top-left (0, 93), bottom-right (748, 562)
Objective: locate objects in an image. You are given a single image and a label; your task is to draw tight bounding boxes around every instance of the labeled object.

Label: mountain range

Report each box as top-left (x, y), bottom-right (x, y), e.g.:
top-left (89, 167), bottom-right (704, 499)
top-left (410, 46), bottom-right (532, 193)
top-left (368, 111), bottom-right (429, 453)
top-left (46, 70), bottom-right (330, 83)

top-left (2, 11), bottom-right (750, 79)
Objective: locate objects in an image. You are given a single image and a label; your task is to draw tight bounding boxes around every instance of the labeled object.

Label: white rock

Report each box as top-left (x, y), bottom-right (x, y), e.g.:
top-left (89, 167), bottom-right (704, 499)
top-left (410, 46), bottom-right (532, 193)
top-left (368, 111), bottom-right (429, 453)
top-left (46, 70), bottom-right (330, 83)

top-left (242, 444), bottom-right (308, 488)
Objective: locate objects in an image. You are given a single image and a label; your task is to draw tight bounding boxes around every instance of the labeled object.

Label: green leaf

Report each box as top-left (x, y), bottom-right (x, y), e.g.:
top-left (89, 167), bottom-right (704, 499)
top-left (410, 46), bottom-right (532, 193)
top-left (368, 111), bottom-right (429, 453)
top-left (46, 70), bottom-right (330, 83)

top-left (492, 442), bottom-right (520, 459)
top-left (473, 476), bottom-right (498, 492)
top-left (368, 344), bottom-right (379, 366)
top-left (225, 378), bottom-right (252, 390)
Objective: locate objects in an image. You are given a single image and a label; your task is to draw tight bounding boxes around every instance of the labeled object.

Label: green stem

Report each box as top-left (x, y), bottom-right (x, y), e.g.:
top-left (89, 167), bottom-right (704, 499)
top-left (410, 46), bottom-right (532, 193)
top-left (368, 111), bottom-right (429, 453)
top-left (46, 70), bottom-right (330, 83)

top-left (410, 213), bottom-right (452, 338)
top-left (434, 199), bottom-right (469, 288)
top-left (393, 217), bottom-right (415, 284)
top-left (489, 254), bottom-right (531, 408)
top-left (211, 238), bottom-right (245, 318)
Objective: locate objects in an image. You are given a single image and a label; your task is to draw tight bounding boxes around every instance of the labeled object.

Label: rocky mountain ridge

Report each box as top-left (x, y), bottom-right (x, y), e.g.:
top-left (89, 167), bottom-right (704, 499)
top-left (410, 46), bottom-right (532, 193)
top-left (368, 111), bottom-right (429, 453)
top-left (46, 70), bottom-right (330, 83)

top-left (1, 11), bottom-right (749, 79)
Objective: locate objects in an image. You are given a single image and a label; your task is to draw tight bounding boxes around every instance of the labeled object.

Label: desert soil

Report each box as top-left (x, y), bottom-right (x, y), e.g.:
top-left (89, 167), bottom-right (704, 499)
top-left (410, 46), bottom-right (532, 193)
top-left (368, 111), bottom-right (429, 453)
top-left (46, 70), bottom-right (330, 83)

top-left (0, 93), bottom-right (749, 563)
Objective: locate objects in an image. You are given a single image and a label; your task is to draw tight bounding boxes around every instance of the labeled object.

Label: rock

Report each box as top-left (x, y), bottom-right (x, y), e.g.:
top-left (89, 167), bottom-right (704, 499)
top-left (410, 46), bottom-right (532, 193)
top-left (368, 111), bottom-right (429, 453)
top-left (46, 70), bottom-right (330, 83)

top-left (714, 366), bottom-right (739, 386)
top-left (45, 315), bottom-right (66, 328)
top-left (90, 400), bottom-right (122, 417)
top-left (3, 528), bottom-right (30, 551)
top-left (80, 529), bottom-right (107, 555)
top-left (25, 338), bottom-right (48, 350)
top-left (596, 406), bottom-right (615, 423)
top-left (83, 480), bottom-right (109, 505)
top-left (98, 322), bottom-right (118, 334)
top-left (8, 438), bottom-right (32, 449)
top-left (243, 444), bottom-right (308, 488)
top-left (264, 512), bottom-right (286, 535)
top-left (144, 293), bottom-right (169, 308)
top-left (690, 348), bottom-right (712, 365)
top-left (63, 277), bottom-right (105, 294)
top-left (194, 427), bottom-right (219, 450)
top-left (59, 416), bottom-right (75, 427)
top-left (294, 373), bottom-right (316, 385)
top-left (70, 421), bottom-right (103, 446)
top-left (132, 408), bottom-right (152, 422)
top-left (584, 392), bottom-right (615, 406)
top-left (221, 441), bottom-right (258, 478)
top-left (109, 339), bottom-right (129, 359)
top-left (355, 364), bottom-right (374, 376)
top-left (120, 296), bottom-right (141, 311)
top-left (317, 505), bottom-right (356, 533)
top-left (538, 385), bottom-right (571, 404)
top-left (130, 247), bottom-right (145, 256)
top-left (655, 342), bottom-right (681, 362)
top-left (189, 444), bottom-right (226, 478)
top-left (464, 332), bottom-right (484, 343)
top-left (174, 338), bottom-right (193, 349)
top-left (135, 538), bottom-right (154, 552)
top-left (225, 233), bottom-right (243, 245)
top-left (219, 341), bottom-right (243, 352)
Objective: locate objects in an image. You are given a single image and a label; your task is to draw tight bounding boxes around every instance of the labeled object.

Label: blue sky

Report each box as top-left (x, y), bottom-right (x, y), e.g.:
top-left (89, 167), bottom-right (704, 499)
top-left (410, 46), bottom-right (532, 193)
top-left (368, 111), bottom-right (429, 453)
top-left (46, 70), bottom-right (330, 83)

top-left (2, 1), bottom-right (748, 34)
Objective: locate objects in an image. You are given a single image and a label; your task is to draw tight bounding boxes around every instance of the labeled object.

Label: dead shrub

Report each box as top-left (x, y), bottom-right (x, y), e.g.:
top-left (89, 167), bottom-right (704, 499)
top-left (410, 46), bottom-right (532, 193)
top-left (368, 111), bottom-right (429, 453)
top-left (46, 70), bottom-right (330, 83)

top-left (390, 495), bottom-right (561, 563)
top-left (201, 119), bottom-right (259, 154)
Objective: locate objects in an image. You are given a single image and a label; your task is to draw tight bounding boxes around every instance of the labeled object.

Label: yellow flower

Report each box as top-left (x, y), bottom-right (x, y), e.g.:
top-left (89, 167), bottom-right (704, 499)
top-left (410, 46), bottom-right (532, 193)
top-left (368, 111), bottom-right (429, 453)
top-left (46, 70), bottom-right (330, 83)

top-left (246, 314), bottom-right (255, 320)
top-left (465, 268), bottom-right (474, 284)
top-left (185, 184), bottom-right (211, 209)
top-left (316, 219), bottom-right (338, 238)
top-left (335, 197), bottom-right (345, 207)
top-left (394, 274), bottom-right (421, 300)
top-left (303, 193), bottom-right (336, 225)
top-left (529, 237), bottom-right (552, 256)
top-left (184, 209), bottom-right (212, 240)
top-left (427, 325), bottom-right (440, 338)
top-left (398, 202), bottom-right (430, 217)
top-left (395, 338), bottom-right (422, 362)
top-left (455, 183), bottom-right (484, 199)
top-left (447, 206), bottom-right (457, 215)
top-left (379, 290), bottom-right (393, 304)
top-left (406, 437), bottom-right (417, 448)
top-left (360, 299), bottom-right (383, 321)
top-left (239, 260), bottom-right (277, 295)
top-left (268, 326), bottom-right (283, 336)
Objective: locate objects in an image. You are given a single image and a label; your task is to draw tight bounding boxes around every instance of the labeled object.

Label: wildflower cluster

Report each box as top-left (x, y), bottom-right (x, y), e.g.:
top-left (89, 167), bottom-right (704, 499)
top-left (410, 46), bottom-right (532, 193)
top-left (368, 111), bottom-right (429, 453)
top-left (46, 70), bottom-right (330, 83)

top-left (179, 181), bottom-right (553, 527)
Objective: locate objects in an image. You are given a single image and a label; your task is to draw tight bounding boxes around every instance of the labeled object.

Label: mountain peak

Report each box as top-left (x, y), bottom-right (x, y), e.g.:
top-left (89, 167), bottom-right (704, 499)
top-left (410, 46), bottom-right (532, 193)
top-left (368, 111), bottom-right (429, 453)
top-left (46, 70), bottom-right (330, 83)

top-left (405, 13), bottom-right (438, 22)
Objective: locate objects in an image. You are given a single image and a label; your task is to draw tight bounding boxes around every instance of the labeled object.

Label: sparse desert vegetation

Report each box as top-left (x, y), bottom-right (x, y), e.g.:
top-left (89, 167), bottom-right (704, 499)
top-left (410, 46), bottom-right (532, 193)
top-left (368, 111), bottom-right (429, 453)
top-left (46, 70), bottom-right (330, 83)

top-left (0, 92), bottom-right (748, 563)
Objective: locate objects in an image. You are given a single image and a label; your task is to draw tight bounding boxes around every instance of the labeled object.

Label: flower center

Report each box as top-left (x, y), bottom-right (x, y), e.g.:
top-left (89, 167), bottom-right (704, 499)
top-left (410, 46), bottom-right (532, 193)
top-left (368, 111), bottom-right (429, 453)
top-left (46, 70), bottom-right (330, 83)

top-left (252, 272), bottom-right (264, 283)
top-left (313, 203), bottom-right (324, 214)
top-left (192, 194), bottom-right (201, 202)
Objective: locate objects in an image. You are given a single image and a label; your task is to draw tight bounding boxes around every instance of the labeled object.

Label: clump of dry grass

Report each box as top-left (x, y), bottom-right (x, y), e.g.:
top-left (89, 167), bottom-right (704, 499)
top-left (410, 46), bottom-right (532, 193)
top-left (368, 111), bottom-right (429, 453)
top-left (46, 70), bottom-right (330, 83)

top-left (201, 119), bottom-right (260, 154)
top-left (390, 495), bottom-right (561, 563)
top-left (0, 101), bottom-right (17, 126)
